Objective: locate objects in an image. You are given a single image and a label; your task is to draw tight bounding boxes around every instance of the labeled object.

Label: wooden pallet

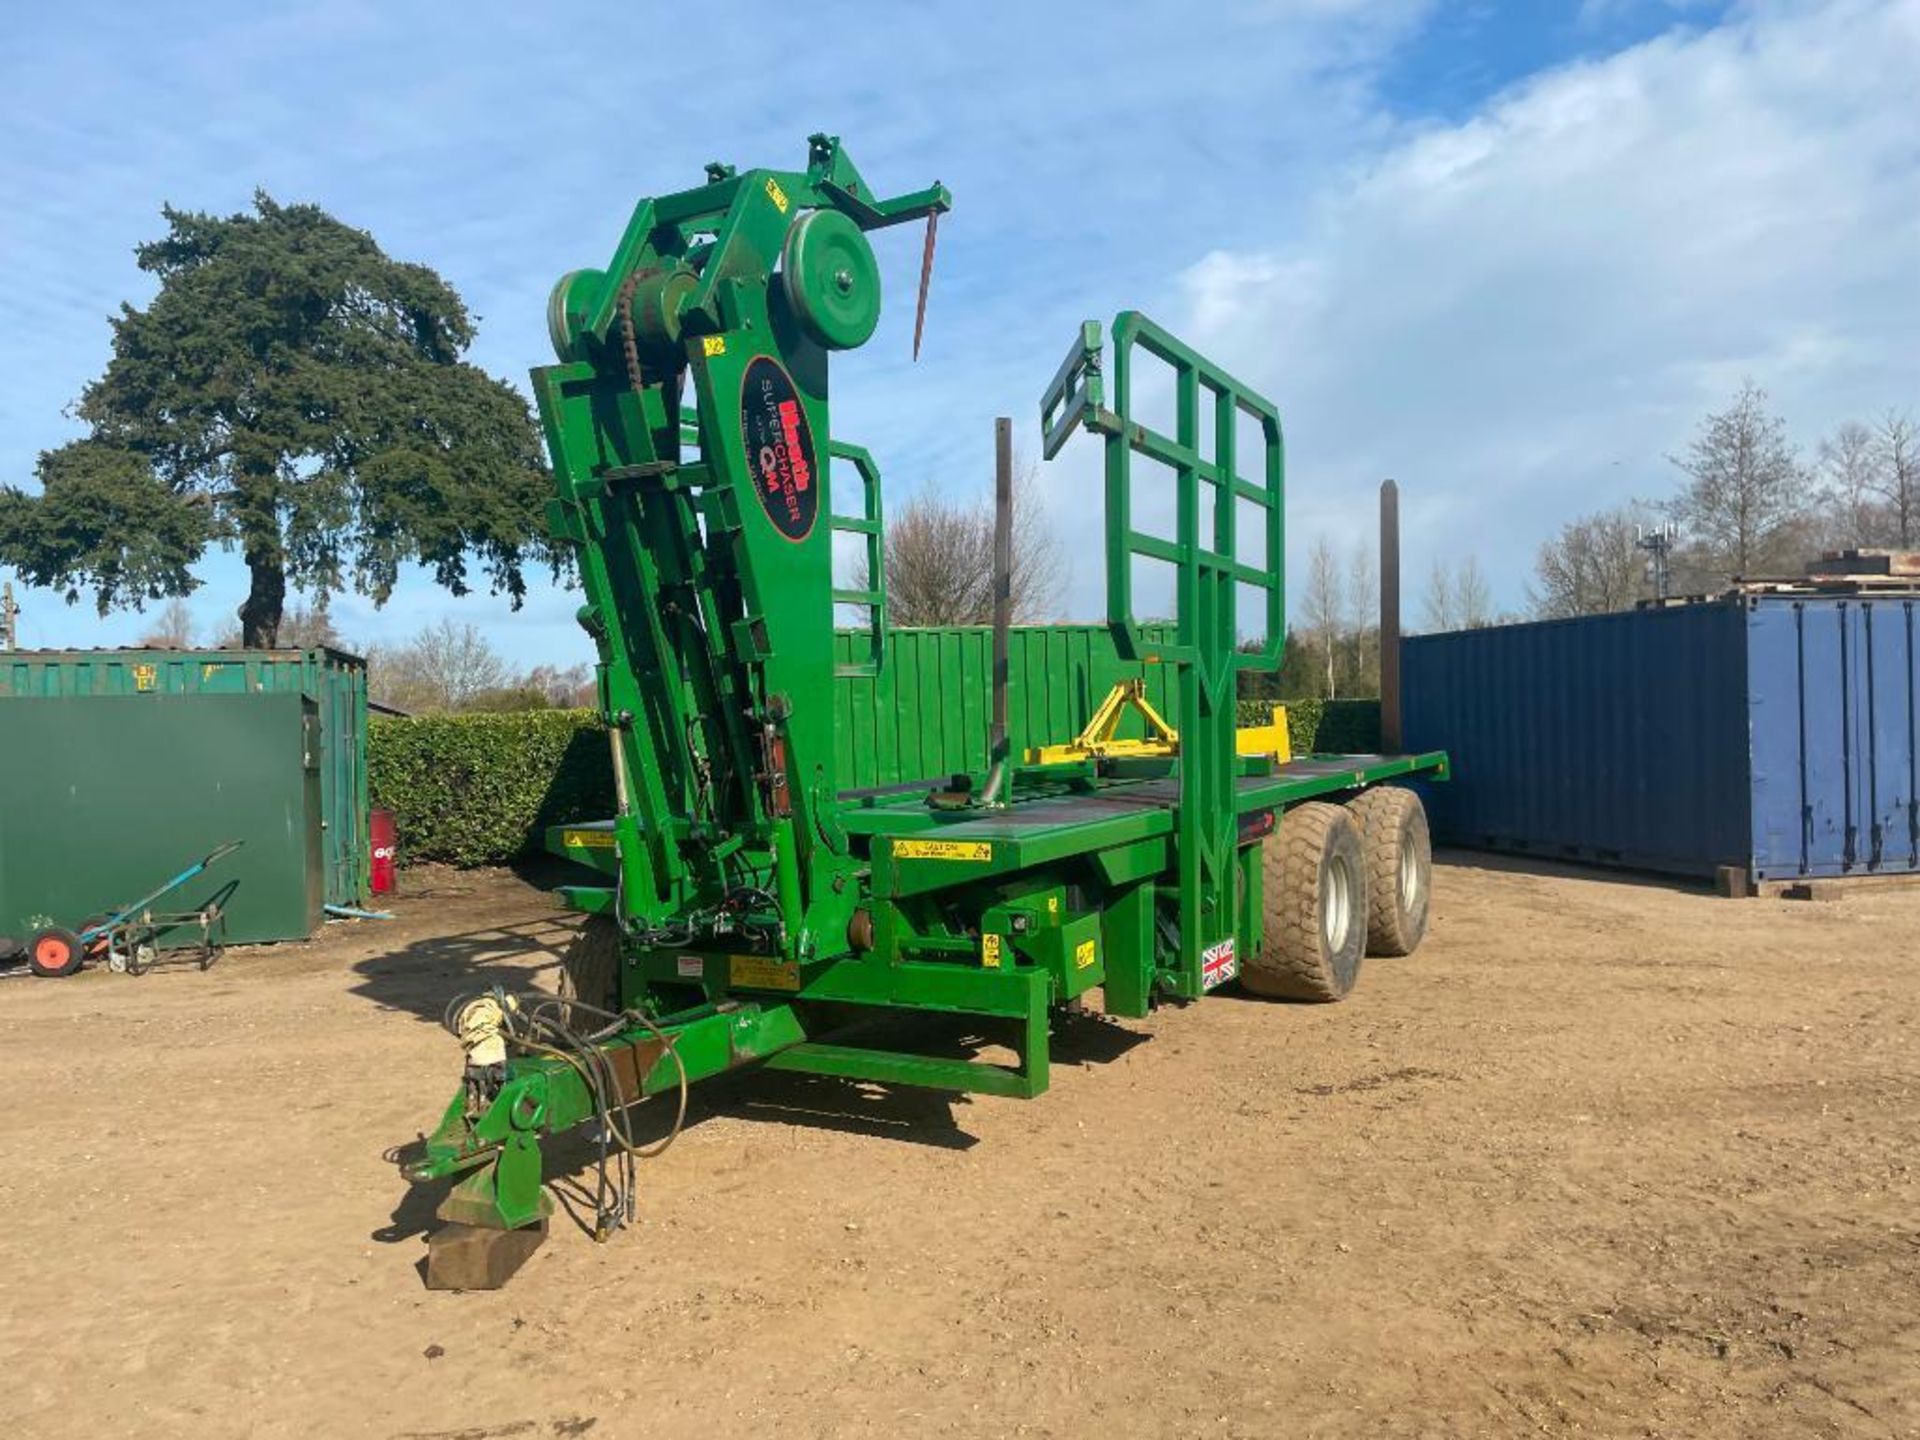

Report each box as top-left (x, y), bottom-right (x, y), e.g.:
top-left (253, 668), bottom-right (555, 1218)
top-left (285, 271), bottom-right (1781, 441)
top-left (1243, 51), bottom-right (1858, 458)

top-left (1731, 575), bottom-right (1920, 597)
top-left (1717, 865), bottom-right (1920, 901)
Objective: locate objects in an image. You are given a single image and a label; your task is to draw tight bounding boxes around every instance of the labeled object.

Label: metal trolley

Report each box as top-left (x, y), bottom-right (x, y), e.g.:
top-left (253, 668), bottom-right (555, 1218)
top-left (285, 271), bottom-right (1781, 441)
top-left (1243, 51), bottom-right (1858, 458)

top-left (24, 841), bottom-right (243, 978)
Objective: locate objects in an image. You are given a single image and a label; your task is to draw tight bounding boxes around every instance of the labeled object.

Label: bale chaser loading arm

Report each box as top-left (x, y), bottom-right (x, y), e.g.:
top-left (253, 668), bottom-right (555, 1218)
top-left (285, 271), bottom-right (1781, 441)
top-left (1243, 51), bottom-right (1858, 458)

top-left (404, 135), bottom-right (1449, 1288)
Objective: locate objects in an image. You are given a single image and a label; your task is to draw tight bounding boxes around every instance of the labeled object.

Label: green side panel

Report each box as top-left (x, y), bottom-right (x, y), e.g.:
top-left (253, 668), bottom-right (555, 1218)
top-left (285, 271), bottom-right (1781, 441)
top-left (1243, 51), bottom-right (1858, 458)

top-left (830, 624), bottom-right (1176, 791)
top-left (0, 648), bottom-right (368, 906)
top-left (0, 692), bottom-right (324, 947)
top-left (311, 654), bottom-right (370, 905)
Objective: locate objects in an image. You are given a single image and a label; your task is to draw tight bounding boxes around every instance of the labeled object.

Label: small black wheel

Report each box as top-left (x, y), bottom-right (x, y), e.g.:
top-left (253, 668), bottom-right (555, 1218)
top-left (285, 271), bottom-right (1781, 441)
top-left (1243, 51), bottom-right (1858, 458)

top-left (1345, 786), bottom-right (1433, 957)
top-left (28, 927), bottom-right (84, 979)
top-left (1243, 802), bottom-right (1369, 1002)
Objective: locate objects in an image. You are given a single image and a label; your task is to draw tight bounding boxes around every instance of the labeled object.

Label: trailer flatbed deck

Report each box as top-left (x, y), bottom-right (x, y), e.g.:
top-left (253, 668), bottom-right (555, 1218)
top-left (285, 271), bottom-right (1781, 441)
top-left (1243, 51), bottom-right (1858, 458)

top-left (554, 752), bottom-right (1451, 879)
top-left (834, 752), bottom-right (1444, 857)
top-left (842, 753), bottom-right (1450, 835)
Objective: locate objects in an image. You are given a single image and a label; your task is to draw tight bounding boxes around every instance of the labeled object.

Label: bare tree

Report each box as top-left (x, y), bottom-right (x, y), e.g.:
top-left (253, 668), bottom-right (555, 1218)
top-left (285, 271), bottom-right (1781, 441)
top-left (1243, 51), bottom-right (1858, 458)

top-left (860, 463), bottom-right (1062, 626)
top-left (137, 596), bottom-right (197, 648)
top-left (1817, 420), bottom-right (1886, 550)
top-left (1455, 555), bottom-right (1494, 628)
top-left (870, 493), bottom-right (991, 626)
top-left (524, 662), bottom-right (595, 708)
top-left (367, 618), bottom-right (507, 712)
top-left (1868, 410), bottom-right (1919, 547)
top-left (1530, 506), bottom-right (1646, 618)
top-left (1421, 558), bottom-right (1458, 633)
top-left (280, 603), bottom-right (345, 650)
top-left (213, 600), bottom-right (344, 650)
top-left (1005, 472), bottom-right (1065, 623)
top-left (1300, 538), bottom-right (1342, 698)
top-left (1343, 541), bottom-right (1378, 695)
top-left (1668, 382), bottom-right (1807, 578)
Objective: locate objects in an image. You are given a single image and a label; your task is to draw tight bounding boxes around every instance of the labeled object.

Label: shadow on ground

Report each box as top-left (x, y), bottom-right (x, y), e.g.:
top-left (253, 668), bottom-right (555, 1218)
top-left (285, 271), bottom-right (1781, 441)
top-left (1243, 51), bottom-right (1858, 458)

top-left (360, 855), bottom-right (1152, 1254)
top-left (1436, 845), bottom-right (1715, 895)
top-left (349, 913), bottom-right (582, 1023)
top-left (373, 999), bottom-right (1148, 1250)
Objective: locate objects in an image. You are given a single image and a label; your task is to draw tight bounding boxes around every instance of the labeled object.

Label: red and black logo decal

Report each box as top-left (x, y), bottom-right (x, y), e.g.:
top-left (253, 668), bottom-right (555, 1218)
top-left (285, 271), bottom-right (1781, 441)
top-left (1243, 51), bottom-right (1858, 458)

top-left (740, 356), bottom-right (819, 543)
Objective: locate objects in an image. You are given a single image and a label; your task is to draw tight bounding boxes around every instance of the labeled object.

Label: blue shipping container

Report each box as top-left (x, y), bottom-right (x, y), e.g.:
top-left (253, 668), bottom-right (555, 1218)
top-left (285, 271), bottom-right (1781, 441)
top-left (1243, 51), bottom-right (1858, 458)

top-left (1402, 595), bottom-right (1920, 882)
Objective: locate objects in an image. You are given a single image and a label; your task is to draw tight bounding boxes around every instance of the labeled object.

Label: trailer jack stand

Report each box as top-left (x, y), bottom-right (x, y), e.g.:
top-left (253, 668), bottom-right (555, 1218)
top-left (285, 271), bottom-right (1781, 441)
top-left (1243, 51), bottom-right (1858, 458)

top-left (424, 1135), bottom-right (553, 1290)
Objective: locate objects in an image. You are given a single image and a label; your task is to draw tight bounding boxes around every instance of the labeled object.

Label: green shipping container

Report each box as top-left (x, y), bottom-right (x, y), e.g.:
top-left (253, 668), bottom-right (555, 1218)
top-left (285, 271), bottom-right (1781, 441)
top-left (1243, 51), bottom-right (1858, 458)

top-left (0, 647), bottom-right (368, 911)
top-left (831, 625), bottom-right (1176, 792)
top-left (0, 691), bottom-right (324, 948)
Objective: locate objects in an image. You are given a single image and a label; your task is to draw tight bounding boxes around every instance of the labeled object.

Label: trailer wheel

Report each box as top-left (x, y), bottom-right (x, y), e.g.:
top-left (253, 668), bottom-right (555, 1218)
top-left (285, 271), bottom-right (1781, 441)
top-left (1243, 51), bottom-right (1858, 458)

top-left (1345, 786), bottom-right (1432, 957)
top-left (28, 927), bottom-right (84, 979)
top-left (559, 914), bottom-right (623, 1014)
top-left (1243, 802), bottom-right (1368, 1002)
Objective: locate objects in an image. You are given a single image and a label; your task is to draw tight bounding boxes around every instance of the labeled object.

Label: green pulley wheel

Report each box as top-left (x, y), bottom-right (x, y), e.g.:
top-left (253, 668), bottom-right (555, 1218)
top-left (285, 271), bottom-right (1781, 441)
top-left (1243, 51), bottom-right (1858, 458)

top-left (546, 268), bottom-right (606, 360)
top-left (781, 209), bottom-right (881, 350)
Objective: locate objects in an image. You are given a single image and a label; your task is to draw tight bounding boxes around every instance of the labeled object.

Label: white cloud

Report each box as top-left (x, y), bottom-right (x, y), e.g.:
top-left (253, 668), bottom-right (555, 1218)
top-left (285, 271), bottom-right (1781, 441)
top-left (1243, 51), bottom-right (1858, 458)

top-left (9, 1), bottom-right (1915, 655)
top-left (1578, 0), bottom-right (1719, 27)
top-left (0, 0), bottom-right (1439, 658)
top-left (1170, 0), bottom-right (1920, 623)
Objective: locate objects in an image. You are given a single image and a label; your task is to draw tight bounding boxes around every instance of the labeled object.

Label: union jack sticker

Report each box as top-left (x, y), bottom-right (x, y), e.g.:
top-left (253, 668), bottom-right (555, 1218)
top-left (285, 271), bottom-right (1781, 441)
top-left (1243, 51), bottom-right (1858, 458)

top-left (1201, 938), bottom-right (1238, 990)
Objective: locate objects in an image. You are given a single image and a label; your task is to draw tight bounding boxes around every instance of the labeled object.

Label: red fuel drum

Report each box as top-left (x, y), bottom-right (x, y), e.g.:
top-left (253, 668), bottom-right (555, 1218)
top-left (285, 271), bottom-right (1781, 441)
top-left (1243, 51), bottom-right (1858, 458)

top-left (370, 808), bottom-right (397, 895)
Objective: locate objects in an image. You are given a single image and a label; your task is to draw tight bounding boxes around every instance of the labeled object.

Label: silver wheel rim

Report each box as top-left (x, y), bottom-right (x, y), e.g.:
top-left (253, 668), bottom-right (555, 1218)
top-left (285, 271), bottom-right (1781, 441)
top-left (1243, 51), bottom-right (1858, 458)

top-left (1323, 854), bottom-right (1353, 952)
top-left (1399, 840), bottom-right (1421, 911)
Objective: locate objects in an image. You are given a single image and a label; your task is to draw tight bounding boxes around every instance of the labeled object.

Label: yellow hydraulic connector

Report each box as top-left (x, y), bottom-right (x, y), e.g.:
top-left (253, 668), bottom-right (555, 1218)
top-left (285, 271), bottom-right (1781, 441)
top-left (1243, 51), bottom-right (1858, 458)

top-left (1025, 681), bottom-right (1291, 766)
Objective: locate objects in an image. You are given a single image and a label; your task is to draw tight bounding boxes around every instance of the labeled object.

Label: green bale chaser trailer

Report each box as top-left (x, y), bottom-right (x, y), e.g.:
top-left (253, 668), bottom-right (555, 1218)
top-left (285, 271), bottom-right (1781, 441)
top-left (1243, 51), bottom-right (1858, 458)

top-left (405, 136), bottom-right (1448, 1288)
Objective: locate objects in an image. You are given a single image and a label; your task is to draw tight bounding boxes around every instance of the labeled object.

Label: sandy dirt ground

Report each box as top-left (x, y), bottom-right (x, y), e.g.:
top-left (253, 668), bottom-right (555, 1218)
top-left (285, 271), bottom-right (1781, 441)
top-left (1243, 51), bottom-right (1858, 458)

top-left (2, 855), bottom-right (1917, 1439)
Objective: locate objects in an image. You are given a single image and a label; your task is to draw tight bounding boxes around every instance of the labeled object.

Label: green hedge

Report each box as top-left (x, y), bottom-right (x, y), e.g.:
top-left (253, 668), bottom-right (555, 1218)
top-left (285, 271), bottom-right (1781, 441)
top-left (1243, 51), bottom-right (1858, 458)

top-left (370, 697), bottom-right (1387, 869)
top-left (1237, 696), bottom-right (1381, 754)
top-left (369, 709), bottom-right (615, 867)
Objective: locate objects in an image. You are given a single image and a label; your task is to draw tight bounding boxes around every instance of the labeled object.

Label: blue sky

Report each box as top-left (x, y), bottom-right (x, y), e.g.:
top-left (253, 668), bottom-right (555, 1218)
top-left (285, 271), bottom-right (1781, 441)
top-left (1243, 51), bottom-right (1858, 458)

top-left (2, 0), bottom-right (1915, 662)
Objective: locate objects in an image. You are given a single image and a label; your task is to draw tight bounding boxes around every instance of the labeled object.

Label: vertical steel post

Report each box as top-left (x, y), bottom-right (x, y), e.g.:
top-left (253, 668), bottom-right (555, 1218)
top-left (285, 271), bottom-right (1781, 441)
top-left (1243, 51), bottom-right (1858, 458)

top-left (981, 417), bottom-right (1015, 805)
top-left (1380, 479), bottom-right (1402, 755)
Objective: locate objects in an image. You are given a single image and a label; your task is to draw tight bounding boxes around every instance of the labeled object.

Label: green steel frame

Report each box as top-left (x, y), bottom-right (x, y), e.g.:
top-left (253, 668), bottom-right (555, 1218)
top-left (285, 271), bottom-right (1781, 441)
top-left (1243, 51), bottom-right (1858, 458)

top-left (405, 136), bottom-right (1448, 1234)
top-left (1041, 313), bottom-right (1284, 998)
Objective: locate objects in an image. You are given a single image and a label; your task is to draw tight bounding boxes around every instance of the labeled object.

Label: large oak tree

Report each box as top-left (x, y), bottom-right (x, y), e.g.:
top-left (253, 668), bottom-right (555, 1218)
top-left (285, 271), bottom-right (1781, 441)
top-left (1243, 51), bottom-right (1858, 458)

top-left (0, 194), bottom-right (554, 645)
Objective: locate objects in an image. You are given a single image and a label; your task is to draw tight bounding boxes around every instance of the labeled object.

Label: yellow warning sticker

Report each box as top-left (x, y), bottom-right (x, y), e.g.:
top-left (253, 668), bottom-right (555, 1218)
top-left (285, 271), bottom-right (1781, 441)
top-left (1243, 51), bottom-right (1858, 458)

top-left (133, 663), bottom-right (157, 693)
top-left (562, 829), bottom-right (617, 849)
top-left (702, 335), bottom-right (727, 357)
top-left (730, 954), bottom-right (801, 991)
top-left (981, 933), bottom-right (1003, 969)
top-left (1074, 939), bottom-right (1097, 970)
top-left (764, 176), bottom-right (790, 213)
top-left (893, 839), bottom-right (993, 862)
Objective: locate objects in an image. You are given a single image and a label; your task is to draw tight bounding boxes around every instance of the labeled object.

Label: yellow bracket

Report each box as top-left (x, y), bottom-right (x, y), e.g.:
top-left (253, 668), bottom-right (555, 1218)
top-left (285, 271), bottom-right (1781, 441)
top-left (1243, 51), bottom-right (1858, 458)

top-left (1025, 681), bottom-right (1291, 766)
top-left (1235, 704), bottom-right (1291, 764)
